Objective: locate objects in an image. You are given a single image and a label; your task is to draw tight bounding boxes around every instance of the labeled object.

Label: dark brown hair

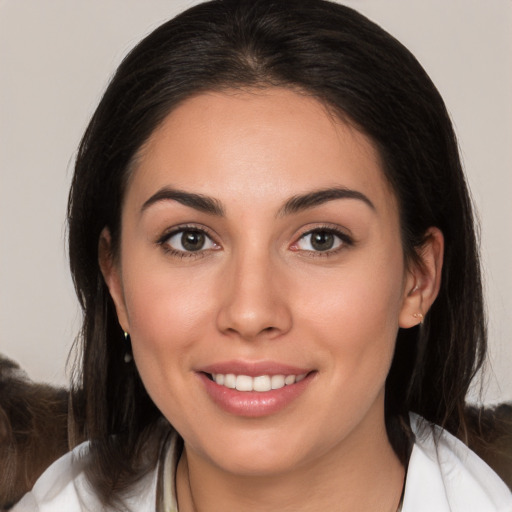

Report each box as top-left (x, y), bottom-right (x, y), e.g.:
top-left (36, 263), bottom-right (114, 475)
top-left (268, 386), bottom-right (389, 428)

top-left (68, 0), bottom-right (486, 506)
top-left (0, 356), bottom-right (73, 509)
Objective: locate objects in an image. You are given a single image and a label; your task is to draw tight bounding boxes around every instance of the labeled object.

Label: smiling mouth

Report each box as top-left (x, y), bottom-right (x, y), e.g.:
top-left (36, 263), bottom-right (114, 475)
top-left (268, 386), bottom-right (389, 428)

top-left (206, 373), bottom-right (308, 392)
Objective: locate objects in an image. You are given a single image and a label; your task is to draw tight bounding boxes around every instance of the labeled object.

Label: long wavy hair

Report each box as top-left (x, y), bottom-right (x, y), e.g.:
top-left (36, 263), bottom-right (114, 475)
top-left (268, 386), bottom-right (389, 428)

top-left (67, 0), bottom-right (486, 506)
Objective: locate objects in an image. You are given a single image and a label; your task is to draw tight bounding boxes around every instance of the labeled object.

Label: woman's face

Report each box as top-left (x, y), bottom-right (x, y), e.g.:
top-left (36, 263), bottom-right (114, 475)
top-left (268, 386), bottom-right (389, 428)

top-left (102, 88), bottom-right (429, 476)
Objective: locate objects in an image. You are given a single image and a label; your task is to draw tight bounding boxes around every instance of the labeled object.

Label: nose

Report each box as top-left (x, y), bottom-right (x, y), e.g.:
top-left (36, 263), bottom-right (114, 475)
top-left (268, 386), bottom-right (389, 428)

top-left (216, 250), bottom-right (292, 341)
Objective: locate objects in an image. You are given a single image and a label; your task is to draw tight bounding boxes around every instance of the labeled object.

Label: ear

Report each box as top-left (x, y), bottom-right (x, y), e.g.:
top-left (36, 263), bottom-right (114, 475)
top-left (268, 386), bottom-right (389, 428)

top-left (98, 227), bottom-right (130, 333)
top-left (399, 227), bottom-right (444, 328)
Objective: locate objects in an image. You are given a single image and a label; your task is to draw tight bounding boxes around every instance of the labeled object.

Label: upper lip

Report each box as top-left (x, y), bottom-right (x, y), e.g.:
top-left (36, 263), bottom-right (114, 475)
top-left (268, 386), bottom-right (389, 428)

top-left (198, 360), bottom-right (312, 377)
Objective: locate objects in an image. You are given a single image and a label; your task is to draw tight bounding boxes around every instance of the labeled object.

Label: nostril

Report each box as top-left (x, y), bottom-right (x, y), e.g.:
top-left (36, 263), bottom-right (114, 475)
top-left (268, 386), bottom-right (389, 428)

top-left (216, 290), bottom-right (293, 340)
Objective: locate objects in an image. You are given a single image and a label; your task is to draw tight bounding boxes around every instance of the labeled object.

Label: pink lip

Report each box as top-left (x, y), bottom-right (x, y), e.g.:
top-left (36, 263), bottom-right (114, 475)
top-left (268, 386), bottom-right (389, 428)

top-left (196, 361), bottom-right (316, 418)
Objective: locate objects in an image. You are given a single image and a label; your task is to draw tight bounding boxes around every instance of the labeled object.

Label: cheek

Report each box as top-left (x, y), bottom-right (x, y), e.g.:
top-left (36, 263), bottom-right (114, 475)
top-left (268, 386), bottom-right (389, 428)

top-left (120, 264), bottom-right (220, 426)
top-left (301, 253), bottom-right (403, 330)
top-left (295, 245), bottom-right (405, 378)
top-left (121, 262), bottom-right (217, 368)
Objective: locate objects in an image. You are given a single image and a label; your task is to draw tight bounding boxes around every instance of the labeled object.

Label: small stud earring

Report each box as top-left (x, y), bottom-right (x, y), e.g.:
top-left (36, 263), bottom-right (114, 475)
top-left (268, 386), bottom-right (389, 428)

top-left (124, 331), bottom-right (133, 363)
top-left (412, 312), bottom-right (424, 324)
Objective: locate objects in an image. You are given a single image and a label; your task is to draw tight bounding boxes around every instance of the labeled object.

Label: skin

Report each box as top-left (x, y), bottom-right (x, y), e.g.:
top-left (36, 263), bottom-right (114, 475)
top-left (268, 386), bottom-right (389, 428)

top-left (100, 88), bottom-right (443, 511)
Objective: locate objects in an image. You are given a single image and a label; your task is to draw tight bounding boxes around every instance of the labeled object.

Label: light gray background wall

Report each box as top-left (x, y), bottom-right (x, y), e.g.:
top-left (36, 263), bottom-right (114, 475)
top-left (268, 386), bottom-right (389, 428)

top-left (1, 1), bottom-right (511, 404)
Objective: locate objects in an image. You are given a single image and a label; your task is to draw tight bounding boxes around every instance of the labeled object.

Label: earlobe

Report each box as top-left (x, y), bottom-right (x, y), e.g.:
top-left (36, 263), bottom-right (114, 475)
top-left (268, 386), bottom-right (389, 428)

top-left (98, 227), bottom-right (130, 332)
top-left (399, 227), bottom-right (444, 329)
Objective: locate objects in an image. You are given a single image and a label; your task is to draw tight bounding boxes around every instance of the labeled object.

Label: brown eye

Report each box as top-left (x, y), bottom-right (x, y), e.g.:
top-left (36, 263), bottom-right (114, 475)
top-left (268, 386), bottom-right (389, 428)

top-left (295, 228), bottom-right (350, 253)
top-left (164, 229), bottom-right (218, 253)
top-left (310, 231), bottom-right (335, 251)
top-left (181, 231), bottom-right (205, 251)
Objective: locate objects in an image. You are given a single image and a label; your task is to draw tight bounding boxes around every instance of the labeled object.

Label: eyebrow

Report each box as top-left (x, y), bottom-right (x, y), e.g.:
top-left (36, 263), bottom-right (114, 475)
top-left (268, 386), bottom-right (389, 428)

top-left (278, 187), bottom-right (375, 216)
top-left (141, 185), bottom-right (374, 218)
top-left (141, 187), bottom-right (225, 216)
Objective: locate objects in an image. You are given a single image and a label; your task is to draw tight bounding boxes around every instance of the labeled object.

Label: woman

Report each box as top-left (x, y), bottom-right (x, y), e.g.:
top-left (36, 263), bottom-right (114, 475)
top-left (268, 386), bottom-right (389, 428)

top-left (12, 0), bottom-right (511, 510)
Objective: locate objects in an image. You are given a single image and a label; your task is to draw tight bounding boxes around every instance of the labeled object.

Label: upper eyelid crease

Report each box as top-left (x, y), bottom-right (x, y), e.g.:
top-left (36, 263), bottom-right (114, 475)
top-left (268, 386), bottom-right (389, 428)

top-left (158, 227), bottom-right (219, 257)
top-left (300, 222), bottom-right (353, 237)
top-left (303, 231), bottom-right (352, 244)
top-left (157, 224), bottom-right (216, 243)
top-left (298, 227), bottom-right (354, 245)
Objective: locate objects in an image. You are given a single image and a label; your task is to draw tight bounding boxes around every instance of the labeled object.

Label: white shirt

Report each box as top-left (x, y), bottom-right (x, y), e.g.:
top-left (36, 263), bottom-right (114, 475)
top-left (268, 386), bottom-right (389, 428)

top-left (12, 414), bottom-right (512, 512)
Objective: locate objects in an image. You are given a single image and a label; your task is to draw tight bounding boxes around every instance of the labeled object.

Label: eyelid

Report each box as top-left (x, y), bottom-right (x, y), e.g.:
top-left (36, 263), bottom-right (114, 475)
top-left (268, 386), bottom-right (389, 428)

top-left (156, 223), bottom-right (221, 256)
top-left (290, 224), bottom-right (354, 254)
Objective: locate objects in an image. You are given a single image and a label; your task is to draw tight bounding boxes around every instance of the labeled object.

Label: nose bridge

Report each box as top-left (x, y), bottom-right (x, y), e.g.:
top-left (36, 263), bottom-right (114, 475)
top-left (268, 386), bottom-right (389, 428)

top-left (217, 243), bottom-right (291, 340)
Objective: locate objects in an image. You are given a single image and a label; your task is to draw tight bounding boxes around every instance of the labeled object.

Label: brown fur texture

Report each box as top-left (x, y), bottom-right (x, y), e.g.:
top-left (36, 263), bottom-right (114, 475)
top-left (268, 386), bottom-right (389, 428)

top-left (0, 354), bottom-right (510, 510)
top-left (0, 356), bottom-right (83, 510)
top-left (465, 403), bottom-right (512, 489)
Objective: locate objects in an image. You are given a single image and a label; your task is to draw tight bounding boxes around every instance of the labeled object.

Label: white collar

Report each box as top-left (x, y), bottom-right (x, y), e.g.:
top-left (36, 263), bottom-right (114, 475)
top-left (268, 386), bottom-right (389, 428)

top-left (161, 414), bottom-right (511, 512)
top-left (402, 413), bottom-right (511, 511)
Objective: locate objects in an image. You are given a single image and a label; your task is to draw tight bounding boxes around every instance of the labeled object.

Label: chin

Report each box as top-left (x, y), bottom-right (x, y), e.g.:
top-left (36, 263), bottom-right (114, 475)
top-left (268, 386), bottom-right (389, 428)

top-left (212, 448), bottom-right (307, 477)
top-left (186, 422), bottom-right (325, 477)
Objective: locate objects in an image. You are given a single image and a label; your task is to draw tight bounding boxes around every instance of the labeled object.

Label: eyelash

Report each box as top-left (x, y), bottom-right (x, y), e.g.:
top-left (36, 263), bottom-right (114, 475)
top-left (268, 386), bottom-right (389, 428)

top-left (156, 224), bottom-right (353, 259)
top-left (291, 225), bottom-right (354, 257)
top-left (157, 224), bottom-right (220, 259)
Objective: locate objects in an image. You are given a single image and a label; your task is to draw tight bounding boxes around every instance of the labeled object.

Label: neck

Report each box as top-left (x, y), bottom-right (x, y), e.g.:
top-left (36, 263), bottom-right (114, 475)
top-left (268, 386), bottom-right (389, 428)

top-left (176, 409), bottom-right (405, 512)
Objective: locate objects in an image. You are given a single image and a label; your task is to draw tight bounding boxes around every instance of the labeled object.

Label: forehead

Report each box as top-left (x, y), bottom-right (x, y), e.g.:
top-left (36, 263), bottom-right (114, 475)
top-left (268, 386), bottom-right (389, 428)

top-left (128, 88), bottom-right (397, 218)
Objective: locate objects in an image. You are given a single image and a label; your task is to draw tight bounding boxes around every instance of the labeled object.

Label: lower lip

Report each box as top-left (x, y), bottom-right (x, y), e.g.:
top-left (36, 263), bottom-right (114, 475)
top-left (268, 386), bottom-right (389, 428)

top-left (198, 372), bottom-right (314, 417)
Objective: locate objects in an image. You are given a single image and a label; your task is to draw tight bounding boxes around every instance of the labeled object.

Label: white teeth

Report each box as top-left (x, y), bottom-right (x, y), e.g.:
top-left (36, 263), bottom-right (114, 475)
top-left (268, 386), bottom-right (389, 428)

top-left (271, 374), bottom-right (285, 390)
top-left (253, 375), bottom-right (272, 392)
top-left (224, 373), bottom-right (236, 389)
top-left (284, 375), bottom-right (296, 385)
top-left (211, 373), bottom-right (307, 392)
top-left (235, 375), bottom-right (253, 391)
